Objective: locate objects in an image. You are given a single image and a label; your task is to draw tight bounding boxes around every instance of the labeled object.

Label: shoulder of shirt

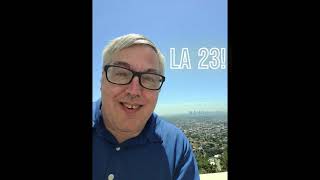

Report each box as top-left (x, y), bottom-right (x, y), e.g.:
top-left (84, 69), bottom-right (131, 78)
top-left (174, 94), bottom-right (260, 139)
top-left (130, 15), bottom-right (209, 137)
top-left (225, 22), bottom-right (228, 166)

top-left (153, 113), bottom-right (188, 142)
top-left (92, 98), bottom-right (101, 128)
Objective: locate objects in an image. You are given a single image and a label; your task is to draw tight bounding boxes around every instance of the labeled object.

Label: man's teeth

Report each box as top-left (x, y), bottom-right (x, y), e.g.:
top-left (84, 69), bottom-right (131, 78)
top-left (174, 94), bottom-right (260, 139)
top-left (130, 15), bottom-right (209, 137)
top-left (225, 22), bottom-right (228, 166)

top-left (123, 103), bottom-right (139, 109)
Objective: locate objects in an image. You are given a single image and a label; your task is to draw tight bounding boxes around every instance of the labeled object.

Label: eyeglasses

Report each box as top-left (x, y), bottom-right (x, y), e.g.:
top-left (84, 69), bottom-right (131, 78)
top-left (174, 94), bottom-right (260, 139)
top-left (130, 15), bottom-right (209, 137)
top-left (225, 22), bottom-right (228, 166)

top-left (104, 65), bottom-right (165, 90)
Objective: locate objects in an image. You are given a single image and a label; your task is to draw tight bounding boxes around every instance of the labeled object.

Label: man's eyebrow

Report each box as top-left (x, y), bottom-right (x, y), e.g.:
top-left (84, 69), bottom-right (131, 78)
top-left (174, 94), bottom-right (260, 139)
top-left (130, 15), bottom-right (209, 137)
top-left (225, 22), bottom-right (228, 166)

top-left (111, 61), bottom-right (131, 68)
top-left (111, 60), bottom-right (160, 74)
top-left (144, 68), bottom-right (159, 74)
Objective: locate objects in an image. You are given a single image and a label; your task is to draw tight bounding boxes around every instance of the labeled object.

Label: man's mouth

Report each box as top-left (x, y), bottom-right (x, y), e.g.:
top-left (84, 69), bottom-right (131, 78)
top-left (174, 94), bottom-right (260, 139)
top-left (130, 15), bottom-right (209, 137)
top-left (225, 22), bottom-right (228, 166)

top-left (120, 102), bottom-right (142, 110)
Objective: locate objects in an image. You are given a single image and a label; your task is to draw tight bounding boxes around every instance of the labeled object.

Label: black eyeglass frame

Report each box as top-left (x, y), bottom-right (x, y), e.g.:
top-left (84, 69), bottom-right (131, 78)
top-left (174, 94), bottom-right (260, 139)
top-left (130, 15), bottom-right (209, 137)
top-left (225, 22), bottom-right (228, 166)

top-left (104, 65), bottom-right (166, 90)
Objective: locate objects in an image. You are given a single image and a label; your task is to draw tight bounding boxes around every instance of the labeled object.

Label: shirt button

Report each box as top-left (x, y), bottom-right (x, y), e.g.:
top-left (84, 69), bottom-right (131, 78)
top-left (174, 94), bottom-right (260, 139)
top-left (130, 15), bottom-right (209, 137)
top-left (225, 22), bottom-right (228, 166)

top-left (108, 174), bottom-right (114, 180)
top-left (115, 147), bottom-right (120, 151)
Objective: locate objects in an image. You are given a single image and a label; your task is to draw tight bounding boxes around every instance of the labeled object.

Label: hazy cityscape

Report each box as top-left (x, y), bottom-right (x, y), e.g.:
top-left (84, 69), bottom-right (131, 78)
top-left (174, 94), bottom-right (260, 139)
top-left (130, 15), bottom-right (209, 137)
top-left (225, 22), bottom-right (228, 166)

top-left (161, 111), bottom-right (228, 174)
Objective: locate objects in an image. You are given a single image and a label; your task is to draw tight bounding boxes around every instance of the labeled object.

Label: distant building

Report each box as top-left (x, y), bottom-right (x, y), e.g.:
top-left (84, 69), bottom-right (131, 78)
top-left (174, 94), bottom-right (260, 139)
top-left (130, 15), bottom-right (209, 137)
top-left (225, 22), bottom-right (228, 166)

top-left (208, 158), bottom-right (215, 165)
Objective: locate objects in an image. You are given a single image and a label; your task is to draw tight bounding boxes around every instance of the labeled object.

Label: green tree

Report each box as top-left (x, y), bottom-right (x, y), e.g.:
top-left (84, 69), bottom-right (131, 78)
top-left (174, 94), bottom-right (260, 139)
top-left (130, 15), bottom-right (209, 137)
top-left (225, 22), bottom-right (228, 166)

top-left (220, 146), bottom-right (228, 171)
top-left (196, 154), bottom-right (216, 173)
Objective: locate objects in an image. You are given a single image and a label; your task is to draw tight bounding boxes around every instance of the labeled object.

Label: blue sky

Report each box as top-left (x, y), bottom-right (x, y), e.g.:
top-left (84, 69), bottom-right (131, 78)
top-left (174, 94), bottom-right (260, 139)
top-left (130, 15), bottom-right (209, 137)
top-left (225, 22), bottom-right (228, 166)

top-left (93, 0), bottom-right (227, 115)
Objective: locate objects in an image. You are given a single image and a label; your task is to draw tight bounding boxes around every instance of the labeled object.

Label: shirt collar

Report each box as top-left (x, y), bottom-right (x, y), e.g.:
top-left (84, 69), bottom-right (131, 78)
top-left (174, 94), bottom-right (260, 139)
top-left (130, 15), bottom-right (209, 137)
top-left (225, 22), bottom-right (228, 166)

top-left (143, 113), bottom-right (163, 143)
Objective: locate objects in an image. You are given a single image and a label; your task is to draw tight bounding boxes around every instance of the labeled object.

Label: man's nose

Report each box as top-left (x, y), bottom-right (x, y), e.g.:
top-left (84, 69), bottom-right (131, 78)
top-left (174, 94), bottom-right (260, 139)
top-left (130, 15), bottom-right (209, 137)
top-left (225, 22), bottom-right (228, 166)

top-left (126, 76), bottom-right (142, 96)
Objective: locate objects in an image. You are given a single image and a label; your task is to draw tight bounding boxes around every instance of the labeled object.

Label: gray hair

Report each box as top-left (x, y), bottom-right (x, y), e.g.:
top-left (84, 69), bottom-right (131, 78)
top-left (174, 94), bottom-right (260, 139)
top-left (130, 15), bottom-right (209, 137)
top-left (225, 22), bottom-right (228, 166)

top-left (102, 33), bottom-right (165, 75)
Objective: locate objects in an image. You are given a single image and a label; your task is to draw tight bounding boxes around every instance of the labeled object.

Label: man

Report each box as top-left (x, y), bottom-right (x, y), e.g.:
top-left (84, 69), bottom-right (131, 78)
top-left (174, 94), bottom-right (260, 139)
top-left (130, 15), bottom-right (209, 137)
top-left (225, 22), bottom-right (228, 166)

top-left (93, 34), bottom-right (200, 180)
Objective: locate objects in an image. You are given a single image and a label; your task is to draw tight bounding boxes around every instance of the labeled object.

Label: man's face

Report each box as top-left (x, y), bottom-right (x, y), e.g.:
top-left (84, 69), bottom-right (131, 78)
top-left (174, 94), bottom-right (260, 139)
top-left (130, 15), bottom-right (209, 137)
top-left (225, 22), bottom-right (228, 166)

top-left (101, 45), bottom-right (161, 136)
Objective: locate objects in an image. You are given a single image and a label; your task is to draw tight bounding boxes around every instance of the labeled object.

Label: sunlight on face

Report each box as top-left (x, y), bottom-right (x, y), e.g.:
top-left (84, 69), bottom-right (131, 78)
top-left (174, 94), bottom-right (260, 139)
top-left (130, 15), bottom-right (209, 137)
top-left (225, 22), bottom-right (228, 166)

top-left (101, 45), bottom-right (161, 138)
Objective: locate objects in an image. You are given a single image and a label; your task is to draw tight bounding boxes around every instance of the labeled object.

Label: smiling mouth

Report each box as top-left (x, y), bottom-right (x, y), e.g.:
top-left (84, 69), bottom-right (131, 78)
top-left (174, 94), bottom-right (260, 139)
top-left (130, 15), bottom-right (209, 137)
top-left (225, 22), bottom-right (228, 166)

top-left (120, 102), bottom-right (143, 110)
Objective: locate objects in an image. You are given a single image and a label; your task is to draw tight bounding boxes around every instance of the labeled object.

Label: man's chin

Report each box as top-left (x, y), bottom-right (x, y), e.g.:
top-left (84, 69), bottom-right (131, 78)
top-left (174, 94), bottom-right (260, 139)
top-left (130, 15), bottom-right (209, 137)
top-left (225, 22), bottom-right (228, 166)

top-left (117, 126), bottom-right (140, 134)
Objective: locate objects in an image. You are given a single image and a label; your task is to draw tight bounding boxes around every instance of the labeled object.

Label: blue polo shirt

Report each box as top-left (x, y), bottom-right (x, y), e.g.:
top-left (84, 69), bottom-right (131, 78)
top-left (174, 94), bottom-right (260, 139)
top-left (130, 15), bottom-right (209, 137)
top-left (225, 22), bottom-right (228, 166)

top-left (93, 99), bottom-right (200, 180)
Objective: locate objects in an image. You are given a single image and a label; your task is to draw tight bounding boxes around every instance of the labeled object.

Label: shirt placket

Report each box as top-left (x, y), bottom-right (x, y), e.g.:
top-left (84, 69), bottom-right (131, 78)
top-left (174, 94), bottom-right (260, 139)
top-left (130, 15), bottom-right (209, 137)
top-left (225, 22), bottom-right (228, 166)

top-left (105, 144), bottom-right (122, 180)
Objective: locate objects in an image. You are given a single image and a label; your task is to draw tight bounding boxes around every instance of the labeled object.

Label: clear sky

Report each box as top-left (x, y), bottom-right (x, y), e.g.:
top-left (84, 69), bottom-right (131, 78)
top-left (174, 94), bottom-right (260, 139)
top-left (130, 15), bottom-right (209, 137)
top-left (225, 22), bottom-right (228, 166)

top-left (93, 0), bottom-right (227, 115)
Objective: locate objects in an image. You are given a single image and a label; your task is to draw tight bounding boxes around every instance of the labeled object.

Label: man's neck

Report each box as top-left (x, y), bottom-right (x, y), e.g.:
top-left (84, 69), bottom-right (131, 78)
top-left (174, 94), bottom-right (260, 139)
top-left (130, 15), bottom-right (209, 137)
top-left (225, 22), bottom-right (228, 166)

top-left (103, 121), bottom-right (142, 144)
top-left (111, 129), bottom-right (141, 144)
